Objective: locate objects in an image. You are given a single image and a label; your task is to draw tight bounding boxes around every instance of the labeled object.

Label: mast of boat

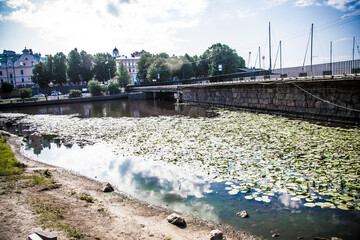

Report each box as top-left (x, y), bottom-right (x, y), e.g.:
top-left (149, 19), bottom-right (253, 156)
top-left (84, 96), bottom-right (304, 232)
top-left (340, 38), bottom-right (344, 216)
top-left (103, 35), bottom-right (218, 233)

top-left (269, 22), bottom-right (272, 71)
top-left (330, 41), bottom-right (333, 73)
top-left (280, 40), bottom-right (282, 74)
top-left (310, 23), bottom-right (314, 72)
top-left (353, 36), bottom-right (355, 71)
top-left (259, 46), bottom-right (261, 69)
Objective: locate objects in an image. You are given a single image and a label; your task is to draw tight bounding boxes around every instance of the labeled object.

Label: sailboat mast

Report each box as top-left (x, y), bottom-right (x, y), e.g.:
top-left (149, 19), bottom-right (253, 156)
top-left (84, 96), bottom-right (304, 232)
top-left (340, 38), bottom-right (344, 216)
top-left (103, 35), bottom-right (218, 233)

top-left (310, 23), bottom-right (313, 72)
top-left (269, 22), bottom-right (272, 71)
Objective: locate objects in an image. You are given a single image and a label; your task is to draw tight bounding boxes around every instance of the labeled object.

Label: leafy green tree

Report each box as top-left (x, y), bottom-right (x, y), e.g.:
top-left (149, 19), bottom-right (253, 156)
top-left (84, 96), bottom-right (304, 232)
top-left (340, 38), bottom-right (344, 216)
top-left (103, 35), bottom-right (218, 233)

top-left (136, 53), bottom-right (154, 82)
top-left (32, 62), bottom-right (49, 88)
top-left (19, 88), bottom-right (32, 99)
top-left (88, 80), bottom-right (102, 96)
top-left (1, 82), bottom-right (14, 93)
top-left (201, 43), bottom-right (245, 76)
top-left (67, 49), bottom-right (82, 84)
top-left (146, 58), bottom-right (171, 82)
top-left (107, 80), bottom-right (120, 95)
top-left (45, 55), bottom-right (54, 81)
top-left (80, 50), bottom-right (94, 83)
top-left (93, 53), bottom-right (116, 83)
top-left (117, 61), bottom-right (131, 88)
top-left (53, 52), bottom-right (67, 85)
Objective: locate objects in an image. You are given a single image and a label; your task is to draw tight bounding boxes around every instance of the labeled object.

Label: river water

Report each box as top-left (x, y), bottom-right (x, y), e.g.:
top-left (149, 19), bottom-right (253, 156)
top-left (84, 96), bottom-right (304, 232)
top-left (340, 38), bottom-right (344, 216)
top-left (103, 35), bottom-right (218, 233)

top-left (1, 99), bottom-right (359, 240)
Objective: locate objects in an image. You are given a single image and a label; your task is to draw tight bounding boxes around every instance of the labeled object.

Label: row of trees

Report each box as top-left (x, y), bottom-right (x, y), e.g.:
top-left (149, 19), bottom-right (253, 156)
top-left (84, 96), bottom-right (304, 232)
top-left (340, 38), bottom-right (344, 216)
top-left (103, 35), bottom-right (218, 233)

top-left (32, 49), bottom-right (126, 88)
top-left (137, 43), bottom-right (246, 83)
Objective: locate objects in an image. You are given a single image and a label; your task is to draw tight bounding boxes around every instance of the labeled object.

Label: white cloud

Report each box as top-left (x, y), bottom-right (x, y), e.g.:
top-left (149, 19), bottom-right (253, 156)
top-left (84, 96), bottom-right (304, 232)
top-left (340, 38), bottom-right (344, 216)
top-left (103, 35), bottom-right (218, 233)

top-left (3, 0), bottom-right (209, 54)
top-left (295, 0), bottom-right (319, 7)
top-left (236, 9), bottom-right (257, 19)
top-left (333, 37), bottom-right (353, 42)
top-left (6, 0), bottom-right (32, 9)
top-left (325, 0), bottom-right (359, 11)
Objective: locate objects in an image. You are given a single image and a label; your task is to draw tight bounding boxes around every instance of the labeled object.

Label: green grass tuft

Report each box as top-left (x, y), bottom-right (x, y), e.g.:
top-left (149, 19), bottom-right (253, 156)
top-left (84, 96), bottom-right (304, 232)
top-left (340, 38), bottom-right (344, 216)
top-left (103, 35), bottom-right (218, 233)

top-left (0, 138), bottom-right (26, 176)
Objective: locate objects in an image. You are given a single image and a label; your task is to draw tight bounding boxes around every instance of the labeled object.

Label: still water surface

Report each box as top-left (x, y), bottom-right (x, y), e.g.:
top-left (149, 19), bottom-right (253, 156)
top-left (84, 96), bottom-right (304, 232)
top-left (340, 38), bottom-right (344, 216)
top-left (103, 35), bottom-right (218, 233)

top-left (1, 99), bottom-right (359, 240)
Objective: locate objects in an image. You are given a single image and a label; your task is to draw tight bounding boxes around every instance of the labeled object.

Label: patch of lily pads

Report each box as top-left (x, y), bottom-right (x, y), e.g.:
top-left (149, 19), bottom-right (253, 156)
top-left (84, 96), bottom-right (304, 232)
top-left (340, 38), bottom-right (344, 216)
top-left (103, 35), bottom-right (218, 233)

top-left (1, 109), bottom-right (359, 211)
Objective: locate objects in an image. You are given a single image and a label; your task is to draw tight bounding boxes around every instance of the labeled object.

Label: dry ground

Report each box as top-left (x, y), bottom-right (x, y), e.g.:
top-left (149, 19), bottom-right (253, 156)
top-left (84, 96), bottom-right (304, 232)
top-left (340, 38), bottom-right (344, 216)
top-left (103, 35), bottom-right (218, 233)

top-left (0, 135), bottom-right (259, 240)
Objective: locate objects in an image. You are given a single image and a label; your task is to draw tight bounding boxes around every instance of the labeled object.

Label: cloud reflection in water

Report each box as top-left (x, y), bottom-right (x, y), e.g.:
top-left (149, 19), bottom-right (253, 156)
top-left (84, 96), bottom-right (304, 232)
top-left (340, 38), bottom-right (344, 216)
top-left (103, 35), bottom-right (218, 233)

top-left (25, 142), bottom-right (219, 222)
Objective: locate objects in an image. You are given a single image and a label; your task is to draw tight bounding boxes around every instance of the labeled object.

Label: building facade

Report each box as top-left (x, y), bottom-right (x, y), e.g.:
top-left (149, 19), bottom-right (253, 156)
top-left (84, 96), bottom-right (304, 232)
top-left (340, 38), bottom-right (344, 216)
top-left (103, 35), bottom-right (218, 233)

top-left (113, 48), bottom-right (148, 85)
top-left (0, 48), bottom-right (41, 88)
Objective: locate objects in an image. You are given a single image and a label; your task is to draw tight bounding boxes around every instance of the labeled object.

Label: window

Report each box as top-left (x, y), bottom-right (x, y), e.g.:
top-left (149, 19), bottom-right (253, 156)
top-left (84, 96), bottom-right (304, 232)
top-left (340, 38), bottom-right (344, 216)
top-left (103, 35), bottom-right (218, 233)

top-left (22, 78), bottom-right (24, 82)
top-left (9, 74), bottom-right (13, 78)
top-left (21, 69), bottom-right (24, 75)
top-left (0, 71), bottom-right (2, 76)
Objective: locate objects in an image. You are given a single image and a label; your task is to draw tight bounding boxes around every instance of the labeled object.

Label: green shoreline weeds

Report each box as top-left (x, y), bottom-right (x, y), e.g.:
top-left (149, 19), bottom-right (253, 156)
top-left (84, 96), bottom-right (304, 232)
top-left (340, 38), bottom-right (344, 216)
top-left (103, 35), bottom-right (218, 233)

top-left (1, 109), bottom-right (360, 211)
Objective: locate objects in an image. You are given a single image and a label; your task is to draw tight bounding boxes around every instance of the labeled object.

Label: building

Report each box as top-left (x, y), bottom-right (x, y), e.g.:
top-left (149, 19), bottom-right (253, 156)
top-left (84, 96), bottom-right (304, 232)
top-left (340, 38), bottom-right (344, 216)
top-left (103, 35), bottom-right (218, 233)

top-left (113, 48), bottom-right (148, 85)
top-left (0, 48), bottom-right (41, 88)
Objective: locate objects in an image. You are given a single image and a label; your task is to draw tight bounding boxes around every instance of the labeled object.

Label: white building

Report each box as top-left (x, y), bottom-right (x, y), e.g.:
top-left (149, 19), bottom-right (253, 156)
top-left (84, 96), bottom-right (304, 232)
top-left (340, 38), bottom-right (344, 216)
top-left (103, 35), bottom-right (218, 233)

top-left (113, 48), bottom-right (148, 85)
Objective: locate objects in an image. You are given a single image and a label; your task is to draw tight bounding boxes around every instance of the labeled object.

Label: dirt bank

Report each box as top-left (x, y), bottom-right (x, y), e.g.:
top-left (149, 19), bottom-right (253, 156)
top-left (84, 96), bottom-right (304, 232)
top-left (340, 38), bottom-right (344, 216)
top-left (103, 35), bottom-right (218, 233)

top-left (0, 134), bottom-right (260, 240)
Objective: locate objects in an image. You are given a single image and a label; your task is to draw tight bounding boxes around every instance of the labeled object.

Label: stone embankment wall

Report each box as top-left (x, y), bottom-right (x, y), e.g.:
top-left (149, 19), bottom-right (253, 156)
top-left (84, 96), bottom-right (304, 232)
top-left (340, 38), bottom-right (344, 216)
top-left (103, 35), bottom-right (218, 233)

top-left (179, 78), bottom-right (360, 124)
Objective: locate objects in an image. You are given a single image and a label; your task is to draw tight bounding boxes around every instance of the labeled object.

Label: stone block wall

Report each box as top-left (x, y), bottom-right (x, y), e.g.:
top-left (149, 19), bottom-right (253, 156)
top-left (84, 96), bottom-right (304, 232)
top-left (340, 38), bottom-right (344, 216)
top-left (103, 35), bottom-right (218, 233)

top-left (180, 80), bottom-right (360, 124)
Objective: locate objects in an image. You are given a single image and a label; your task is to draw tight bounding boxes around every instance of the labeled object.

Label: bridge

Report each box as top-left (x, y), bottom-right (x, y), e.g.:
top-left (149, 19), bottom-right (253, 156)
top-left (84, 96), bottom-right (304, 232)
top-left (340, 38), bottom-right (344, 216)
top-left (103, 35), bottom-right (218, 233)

top-left (127, 74), bottom-right (360, 124)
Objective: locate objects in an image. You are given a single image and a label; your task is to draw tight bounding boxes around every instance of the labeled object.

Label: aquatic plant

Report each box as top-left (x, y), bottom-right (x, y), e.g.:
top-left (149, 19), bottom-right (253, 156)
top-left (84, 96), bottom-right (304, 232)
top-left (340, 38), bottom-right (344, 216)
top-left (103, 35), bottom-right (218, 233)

top-left (2, 109), bottom-right (359, 210)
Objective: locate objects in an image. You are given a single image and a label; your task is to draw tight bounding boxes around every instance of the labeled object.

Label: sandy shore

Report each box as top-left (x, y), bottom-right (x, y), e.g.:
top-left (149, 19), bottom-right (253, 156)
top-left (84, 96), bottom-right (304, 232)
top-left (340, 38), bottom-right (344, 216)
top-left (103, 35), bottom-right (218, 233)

top-left (0, 134), bottom-right (260, 240)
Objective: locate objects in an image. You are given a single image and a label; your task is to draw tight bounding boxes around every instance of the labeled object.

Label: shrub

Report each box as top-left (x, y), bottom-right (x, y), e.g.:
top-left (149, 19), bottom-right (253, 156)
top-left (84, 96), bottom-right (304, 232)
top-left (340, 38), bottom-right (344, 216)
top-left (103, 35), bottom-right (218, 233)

top-left (19, 88), bottom-right (32, 99)
top-left (87, 80), bottom-right (102, 96)
top-left (1, 82), bottom-right (14, 93)
top-left (68, 89), bottom-right (82, 98)
top-left (107, 80), bottom-right (120, 95)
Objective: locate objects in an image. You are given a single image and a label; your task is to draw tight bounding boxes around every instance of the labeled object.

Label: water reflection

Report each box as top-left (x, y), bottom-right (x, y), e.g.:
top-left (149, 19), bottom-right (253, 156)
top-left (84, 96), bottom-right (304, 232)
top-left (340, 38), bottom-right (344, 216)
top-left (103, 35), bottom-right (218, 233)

top-left (25, 138), bottom-right (219, 222)
top-left (2, 99), bottom-right (217, 118)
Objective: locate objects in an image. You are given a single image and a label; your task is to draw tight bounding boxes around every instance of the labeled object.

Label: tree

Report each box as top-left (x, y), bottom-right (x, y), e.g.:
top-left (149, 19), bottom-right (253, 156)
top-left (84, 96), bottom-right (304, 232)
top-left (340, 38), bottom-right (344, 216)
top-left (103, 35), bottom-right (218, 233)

top-left (67, 48), bottom-right (82, 84)
top-left (1, 82), bottom-right (14, 93)
top-left (19, 88), bottom-right (32, 99)
top-left (107, 80), bottom-right (120, 95)
top-left (32, 62), bottom-right (49, 88)
top-left (80, 50), bottom-right (94, 83)
top-left (136, 53), bottom-right (153, 82)
top-left (146, 58), bottom-right (171, 82)
top-left (45, 55), bottom-right (54, 81)
top-left (93, 53), bottom-right (116, 83)
top-left (53, 52), bottom-right (67, 85)
top-left (117, 61), bottom-right (131, 88)
top-left (201, 43), bottom-right (245, 76)
top-left (88, 80), bottom-right (102, 96)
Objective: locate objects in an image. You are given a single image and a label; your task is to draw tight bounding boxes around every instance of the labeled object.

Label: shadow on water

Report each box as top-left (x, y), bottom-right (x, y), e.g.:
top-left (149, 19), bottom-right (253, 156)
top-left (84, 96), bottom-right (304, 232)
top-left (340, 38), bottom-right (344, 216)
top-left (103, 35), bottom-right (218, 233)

top-left (0, 99), bottom-right (218, 118)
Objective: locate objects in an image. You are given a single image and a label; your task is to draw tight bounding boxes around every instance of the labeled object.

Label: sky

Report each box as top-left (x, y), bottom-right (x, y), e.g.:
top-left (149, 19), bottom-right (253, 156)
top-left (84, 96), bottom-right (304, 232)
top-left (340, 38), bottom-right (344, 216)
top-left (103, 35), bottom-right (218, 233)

top-left (0, 0), bottom-right (359, 68)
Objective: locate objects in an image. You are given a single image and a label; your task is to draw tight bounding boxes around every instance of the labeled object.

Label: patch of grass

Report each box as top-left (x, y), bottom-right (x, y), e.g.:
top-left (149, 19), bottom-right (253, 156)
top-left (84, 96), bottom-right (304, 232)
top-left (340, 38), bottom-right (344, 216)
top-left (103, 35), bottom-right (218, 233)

top-left (80, 193), bottom-right (94, 203)
top-left (30, 198), bottom-right (89, 239)
top-left (0, 138), bottom-right (26, 176)
top-left (70, 190), bottom-right (77, 196)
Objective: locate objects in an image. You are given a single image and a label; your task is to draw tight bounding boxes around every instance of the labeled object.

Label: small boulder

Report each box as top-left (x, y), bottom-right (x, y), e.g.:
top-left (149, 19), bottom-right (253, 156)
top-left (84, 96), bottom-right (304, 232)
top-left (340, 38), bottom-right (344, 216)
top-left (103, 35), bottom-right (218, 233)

top-left (272, 233), bottom-right (280, 238)
top-left (102, 183), bottom-right (114, 192)
top-left (210, 229), bottom-right (223, 240)
top-left (331, 238), bottom-right (343, 240)
top-left (236, 210), bottom-right (249, 218)
top-left (167, 213), bottom-right (186, 227)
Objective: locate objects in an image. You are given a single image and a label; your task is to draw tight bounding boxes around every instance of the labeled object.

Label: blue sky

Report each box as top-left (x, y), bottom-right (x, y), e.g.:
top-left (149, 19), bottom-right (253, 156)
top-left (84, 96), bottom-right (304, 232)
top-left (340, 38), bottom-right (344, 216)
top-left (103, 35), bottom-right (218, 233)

top-left (1, 0), bottom-right (359, 68)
